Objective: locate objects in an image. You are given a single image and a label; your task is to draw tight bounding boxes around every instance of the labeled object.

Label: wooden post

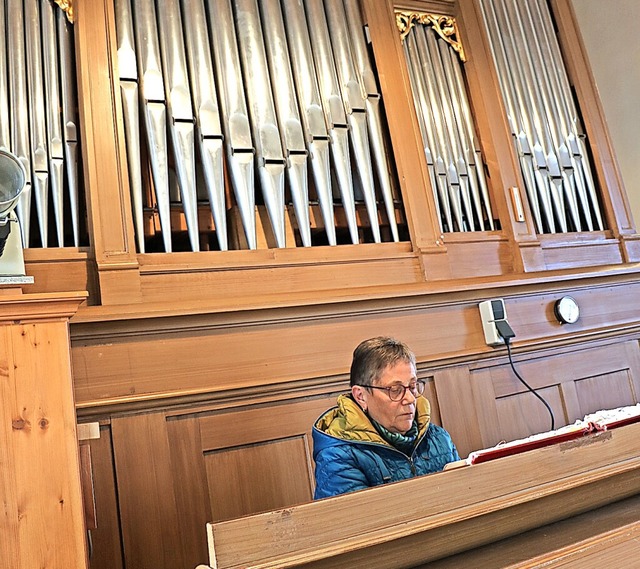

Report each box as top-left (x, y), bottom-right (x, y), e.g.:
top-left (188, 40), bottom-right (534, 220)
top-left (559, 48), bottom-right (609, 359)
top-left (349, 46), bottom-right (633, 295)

top-left (74, 0), bottom-right (142, 304)
top-left (0, 291), bottom-right (88, 569)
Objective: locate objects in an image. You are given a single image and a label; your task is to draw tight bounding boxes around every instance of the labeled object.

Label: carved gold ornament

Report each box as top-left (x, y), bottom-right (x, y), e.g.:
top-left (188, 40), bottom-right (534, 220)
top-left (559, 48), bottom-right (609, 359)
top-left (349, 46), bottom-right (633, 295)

top-left (54, 0), bottom-right (74, 23)
top-left (395, 11), bottom-right (465, 62)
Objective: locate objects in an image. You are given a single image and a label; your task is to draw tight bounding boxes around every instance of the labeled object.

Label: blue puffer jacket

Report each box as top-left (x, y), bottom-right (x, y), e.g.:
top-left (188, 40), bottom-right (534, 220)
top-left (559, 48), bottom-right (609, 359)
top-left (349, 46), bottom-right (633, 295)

top-left (313, 394), bottom-right (460, 499)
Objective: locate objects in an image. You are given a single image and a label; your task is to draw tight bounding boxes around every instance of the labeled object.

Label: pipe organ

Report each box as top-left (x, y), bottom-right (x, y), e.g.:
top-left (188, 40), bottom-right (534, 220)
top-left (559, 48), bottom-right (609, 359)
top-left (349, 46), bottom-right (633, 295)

top-left (112, 0), bottom-right (404, 252)
top-left (2, 1), bottom-right (640, 568)
top-left (1, 0), bottom-right (81, 249)
top-left (479, 0), bottom-right (603, 234)
top-left (0, 0), bottom-right (629, 257)
top-left (400, 11), bottom-right (496, 233)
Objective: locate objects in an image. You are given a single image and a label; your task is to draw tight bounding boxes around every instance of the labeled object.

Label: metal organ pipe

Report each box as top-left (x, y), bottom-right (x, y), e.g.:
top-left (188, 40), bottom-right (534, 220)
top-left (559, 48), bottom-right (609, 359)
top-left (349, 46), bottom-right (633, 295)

top-left (207, 0), bottom-right (257, 250)
top-left (181, 0), bottom-right (228, 251)
top-left (115, 0), bottom-right (146, 253)
top-left (41, 0), bottom-right (65, 247)
top-left (57, 7), bottom-right (80, 247)
top-left (260, 0), bottom-right (311, 247)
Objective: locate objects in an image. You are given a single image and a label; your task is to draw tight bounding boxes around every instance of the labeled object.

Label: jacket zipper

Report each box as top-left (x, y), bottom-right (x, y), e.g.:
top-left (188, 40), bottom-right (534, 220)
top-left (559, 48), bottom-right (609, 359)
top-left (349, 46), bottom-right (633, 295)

top-left (316, 423), bottom-right (429, 473)
top-left (329, 432), bottom-right (426, 472)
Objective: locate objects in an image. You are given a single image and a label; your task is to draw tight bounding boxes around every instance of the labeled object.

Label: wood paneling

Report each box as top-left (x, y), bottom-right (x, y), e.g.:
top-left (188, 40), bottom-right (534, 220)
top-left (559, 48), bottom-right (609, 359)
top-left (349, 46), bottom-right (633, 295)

top-left (198, 395), bottom-right (332, 521)
top-left (166, 417), bottom-right (211, 568)
top-left (139, 257), bottom-right (423, 304)
top-left (88, 425), bottom-right (124, 569)
top-left (440, 238), bottom-right (514, 279)
top-left (84, 333), bottom-right (640, 569)
top-left (198, 396), bottom-right (334, 451)
top-left (205, 436), bottom-right (312, 522)
top-left (0, 294), bottom-right (87, 569)
top-left (101, 395), bottom-right (336, 568)
top-left (71, 274), bottom-right (640, 409)
top-left (433, 367), bottom-right (482, 458)
top-left (540, 235), bottom-right (624, 270)
top-left (471, 341), bottom-right (640, 447)
top-left (72, 300), bottom-right (481, 406)
top-left (495, 386), bottom-right (565, 443)
top-left (574, 370), bottom-right (636, 416)
top-left (111, 413), bottom-right (183, 569)
top-left (24, 249), bottom-right (97, 302)
top-left (421, 376), bottom-right (440, 426)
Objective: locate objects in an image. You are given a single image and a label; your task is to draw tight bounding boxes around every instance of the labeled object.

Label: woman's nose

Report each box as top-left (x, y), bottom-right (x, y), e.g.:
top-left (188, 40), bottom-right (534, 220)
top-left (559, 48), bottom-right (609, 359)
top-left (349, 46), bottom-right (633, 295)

top-left (402, 388), bottom-right (417, 404)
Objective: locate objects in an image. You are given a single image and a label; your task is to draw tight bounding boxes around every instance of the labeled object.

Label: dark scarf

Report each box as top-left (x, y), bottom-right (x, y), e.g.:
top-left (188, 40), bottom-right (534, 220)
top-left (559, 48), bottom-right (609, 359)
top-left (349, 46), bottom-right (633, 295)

top-left (370, 416), bottom-right (420, 456)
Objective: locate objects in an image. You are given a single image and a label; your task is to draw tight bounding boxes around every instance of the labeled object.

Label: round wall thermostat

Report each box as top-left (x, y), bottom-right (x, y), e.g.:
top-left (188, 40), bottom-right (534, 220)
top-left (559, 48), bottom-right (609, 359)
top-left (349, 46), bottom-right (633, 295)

top-left (554, 296), bottom-right (580, 324)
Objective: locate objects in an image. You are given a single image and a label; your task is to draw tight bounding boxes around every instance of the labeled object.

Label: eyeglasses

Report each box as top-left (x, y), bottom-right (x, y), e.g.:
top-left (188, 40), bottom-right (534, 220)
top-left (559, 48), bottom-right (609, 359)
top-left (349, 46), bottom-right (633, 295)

top-left (359, 380), bottom-right (426, 402)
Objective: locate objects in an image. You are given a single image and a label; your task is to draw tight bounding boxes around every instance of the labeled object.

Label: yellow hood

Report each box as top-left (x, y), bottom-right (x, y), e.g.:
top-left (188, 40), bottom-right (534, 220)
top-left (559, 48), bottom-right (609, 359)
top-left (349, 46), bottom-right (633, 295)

top-left (315, 393), bottom-right (431, 446)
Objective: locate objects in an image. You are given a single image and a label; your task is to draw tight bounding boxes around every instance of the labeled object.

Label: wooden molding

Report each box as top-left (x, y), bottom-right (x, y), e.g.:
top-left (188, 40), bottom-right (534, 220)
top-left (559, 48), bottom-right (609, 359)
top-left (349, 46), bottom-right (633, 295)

top-left (0, 291), bottom-right (87, 322)
top-left (361, 0), bottom-right (448, 264)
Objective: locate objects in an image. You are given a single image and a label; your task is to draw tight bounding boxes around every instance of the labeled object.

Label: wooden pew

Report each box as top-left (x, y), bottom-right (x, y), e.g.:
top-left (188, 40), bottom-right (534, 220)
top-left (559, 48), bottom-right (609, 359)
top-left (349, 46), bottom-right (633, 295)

top-left (198, 421), bottom-right (640, 569)
top-left (425, 494), bottom-right (640, 568)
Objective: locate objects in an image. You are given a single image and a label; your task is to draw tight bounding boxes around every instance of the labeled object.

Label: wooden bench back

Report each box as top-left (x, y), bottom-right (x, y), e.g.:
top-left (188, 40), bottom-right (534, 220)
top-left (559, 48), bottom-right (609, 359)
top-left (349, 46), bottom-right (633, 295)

top-left (202, 422), bottom-right (640, 568)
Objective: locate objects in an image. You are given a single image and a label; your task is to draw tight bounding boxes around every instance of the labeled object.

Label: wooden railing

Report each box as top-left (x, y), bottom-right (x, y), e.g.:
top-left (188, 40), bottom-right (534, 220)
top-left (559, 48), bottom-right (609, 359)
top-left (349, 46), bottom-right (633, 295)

top-left (198, 421), bottom-right (640, 569)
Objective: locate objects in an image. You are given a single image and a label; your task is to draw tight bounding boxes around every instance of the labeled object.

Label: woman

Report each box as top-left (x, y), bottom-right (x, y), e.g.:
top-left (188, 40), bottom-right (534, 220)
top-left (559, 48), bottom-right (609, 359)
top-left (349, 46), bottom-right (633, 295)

top-left (313, 336), bottom-right (460, 499)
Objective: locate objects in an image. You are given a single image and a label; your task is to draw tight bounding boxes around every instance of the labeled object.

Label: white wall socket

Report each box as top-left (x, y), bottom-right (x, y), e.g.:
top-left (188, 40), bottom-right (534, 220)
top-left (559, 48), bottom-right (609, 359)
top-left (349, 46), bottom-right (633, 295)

top-left (479, 299), bottom-right (507, 346)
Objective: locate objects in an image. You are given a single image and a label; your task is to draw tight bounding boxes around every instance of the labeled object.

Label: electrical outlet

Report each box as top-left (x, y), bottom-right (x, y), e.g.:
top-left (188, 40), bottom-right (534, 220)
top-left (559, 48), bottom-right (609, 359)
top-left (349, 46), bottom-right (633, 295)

top-left (479, 299), bottom-right (508, 346)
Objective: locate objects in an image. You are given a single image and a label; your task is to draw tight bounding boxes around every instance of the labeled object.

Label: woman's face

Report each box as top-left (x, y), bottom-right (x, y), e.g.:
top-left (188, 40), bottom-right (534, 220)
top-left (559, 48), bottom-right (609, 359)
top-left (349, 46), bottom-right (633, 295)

top-left (355, 360), bottom-right (418, 434)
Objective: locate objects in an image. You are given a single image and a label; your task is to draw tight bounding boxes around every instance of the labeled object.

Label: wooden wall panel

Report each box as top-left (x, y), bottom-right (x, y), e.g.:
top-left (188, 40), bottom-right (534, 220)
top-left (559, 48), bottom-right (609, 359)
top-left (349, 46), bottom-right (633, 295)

top-left (24, 249), bottom-right (96, 302)
top-left (198, 395), bottom-right (333, 521)
top-left (205, 435), bottom-right (313, 522)
top-left (72, 275), bottom-right (640, 409)
top-left (139, 256), bottom-right (423, 304)
top-left (198, 395), bottom-right (337, 450)
top-left (495, 386), bottom-right (564, 443)
top-left (85, 336), bottom-right (640, 569)
top-left (469, 341), bottom-right (640, 448)
top-left (433, 367), bottom-right (483, 459)
top-left (111, 413), bottom-right (183, 569)
top-left (88, 425), bottom-right (124, 569)
top-left (71, 301), bottom-right (480, 406)
top-left (574, 371), bottom-right (636, 417)
top-left (166, 417), bottom-right (211, 568)
top-left (100, 395), bottom-right (340, 568)
top-left (489, 343), bottom-right (636, 398)
top-left (422, 376), bottom-right (441, 427)
top-left (440, 239), bottom-right (514, 279)
top-left (540, 237), bottom-right (624, 270)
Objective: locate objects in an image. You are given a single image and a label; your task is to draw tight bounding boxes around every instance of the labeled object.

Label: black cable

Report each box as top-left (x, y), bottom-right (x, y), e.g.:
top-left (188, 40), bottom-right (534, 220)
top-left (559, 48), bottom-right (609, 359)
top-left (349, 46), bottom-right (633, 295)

top-left (504, 338), bottom-right (555, 432)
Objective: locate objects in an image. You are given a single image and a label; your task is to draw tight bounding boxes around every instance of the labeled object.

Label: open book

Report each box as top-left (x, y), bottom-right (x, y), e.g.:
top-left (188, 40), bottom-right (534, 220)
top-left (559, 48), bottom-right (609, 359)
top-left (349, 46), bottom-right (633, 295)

top-left (448, 403), bottom-right (640, 467)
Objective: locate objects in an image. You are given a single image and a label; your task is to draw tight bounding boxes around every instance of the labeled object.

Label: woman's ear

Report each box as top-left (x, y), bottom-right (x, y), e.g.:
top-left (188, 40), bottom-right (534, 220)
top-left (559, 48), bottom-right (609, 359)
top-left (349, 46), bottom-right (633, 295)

top-left (351, 385), bottom-right (368, 412)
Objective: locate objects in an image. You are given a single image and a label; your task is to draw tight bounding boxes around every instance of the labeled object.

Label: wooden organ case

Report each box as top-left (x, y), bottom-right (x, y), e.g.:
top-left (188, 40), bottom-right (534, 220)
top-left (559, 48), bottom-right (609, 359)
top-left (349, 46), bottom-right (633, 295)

top-left (2, 0), bottom-right (640, 568)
